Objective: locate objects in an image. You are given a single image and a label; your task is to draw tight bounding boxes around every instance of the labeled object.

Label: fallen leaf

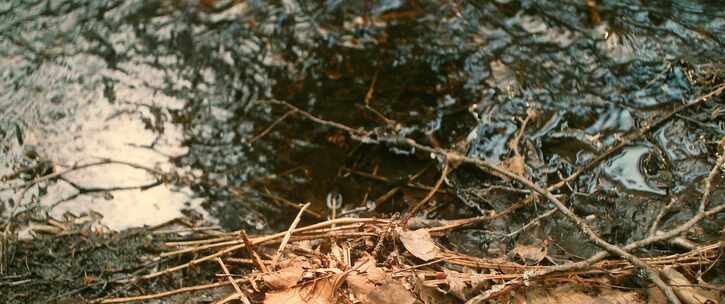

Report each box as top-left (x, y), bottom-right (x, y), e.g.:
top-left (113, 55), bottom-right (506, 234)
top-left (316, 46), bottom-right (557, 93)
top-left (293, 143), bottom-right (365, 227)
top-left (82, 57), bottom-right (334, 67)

top-left (264, 274), bottom-right (341, 304)
top-left (366, 279), bottom-right (417, 304)
top-left (263, 265), bottom-right (305, 289)
top-left (346, 274), bottom-right (376, 302)
top-left (442, 268), bottom-right (468, 300)
top-left (397, 228), bottom-right (441, 261)
top-left (646, 286), bottom-right (667, 304)
top-left (501, 154), bottom-right (527, 177)
top-left (526, 285), bottom-right (644, 304)
top-left (511, 243), bottom-right (547, 265)
top-left (415, 273), bottom-right (458, 304)
top-left (662, 266), bottom-right (719, 304)
top-left (353, 253), bottom-right (386, 283)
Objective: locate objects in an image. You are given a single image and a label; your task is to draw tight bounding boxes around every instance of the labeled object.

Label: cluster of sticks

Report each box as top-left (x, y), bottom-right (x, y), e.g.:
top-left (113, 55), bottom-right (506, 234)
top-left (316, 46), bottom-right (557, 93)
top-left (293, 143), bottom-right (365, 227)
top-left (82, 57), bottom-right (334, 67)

top-left (96, 82), bottom-right (725, 304)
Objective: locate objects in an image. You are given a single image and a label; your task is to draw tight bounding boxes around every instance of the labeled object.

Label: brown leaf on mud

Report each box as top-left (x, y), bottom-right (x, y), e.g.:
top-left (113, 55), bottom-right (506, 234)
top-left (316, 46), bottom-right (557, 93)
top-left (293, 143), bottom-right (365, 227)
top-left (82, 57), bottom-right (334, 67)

top-left (501, 154), bottom-right (527, 177)
top-left (397, 228), bottom-right (441, 261)
top-left (263, 264), bottom-right (305, 290)
top-left (366, 279), bottom-right (417, 304)
top-left (662, 266), bottom-right (720, 304)
top-left (525, 285), bottom-right (643, 304)
top-left (264, 274), bottom-right (341, 304)
top-left (511, 243), bottom-right (547, 265)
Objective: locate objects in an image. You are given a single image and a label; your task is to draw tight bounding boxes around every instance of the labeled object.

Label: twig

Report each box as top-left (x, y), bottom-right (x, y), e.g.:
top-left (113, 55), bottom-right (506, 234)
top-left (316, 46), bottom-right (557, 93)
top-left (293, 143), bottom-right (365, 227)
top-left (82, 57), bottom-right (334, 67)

top-left (271, 202), bottom-right (310, 268)
top-left (216, 257), bottom-right (251, 304)
top-left (259, 189), bottom-right (323, 219)
top-left (508, 109), bottom-right (536, 157)
top-left (273, 100), bottom-right (367, 137)
top-left (1, 160), bottom-right (112, 191)
top-left (648, 197), bottom-right (678, 238)
top-left (428, 196), bottom-right (536, 234)
top-left (506, 208), bottom-right (557, 238)
top-left (401, 162), bottom-right (449, 226)
top-left (403, 138), bottom-right (682, 303)
top-left (97, 277), bottom-right (249, 303)
top-left (363, 69), bottom-right (379, 106)
top-left (240, 230), bottom-right (269, 273)
top-left (248, 109), bottom-right (297, 145)
top-left (270, 98), bottom-right (725, 303)
top-left (551, 83), bottom-right (724, 190)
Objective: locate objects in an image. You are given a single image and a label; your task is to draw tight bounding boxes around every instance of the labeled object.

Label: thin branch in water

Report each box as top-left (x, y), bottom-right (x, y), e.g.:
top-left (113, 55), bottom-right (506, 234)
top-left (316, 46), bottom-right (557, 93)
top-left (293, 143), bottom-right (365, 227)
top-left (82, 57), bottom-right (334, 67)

top-left (401, 162), bottom-right (449, 227)
top-left (248, 109), bottom-right (297, 145)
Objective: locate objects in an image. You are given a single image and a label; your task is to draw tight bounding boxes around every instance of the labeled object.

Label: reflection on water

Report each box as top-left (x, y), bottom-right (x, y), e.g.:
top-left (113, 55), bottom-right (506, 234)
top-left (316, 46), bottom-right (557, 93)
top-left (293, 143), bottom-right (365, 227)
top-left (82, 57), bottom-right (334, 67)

top-left (1, 0), bottom-right (723, 232)
top-left (603, 145), bottom-right (666, 195)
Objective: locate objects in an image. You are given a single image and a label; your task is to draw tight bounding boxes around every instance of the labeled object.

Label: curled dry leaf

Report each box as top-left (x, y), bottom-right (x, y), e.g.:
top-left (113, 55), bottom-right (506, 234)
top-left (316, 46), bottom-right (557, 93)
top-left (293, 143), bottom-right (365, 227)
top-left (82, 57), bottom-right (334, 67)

top-left (263, 264), bottom-right (305, 290)
top-left (662, 266), bottom-right (720, 304)
top-left (397, 228), bottom-right (441, 261)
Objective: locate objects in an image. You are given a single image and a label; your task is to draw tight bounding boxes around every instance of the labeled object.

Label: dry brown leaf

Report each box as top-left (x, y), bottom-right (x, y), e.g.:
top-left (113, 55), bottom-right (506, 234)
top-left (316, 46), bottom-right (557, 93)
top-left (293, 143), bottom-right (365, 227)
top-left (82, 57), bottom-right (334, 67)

top-left (346, 274), bottom-right (376, 302)
top-left (511, 243), bottom-right (547, 265)
top-left (501, 154), bottom-right (527, 177)
top-left (263, 264), bottom-right (305, 290)
top-left (646, 286), bottom-right (668, 304)
top-left (442, 268), bottom-right (468, 300)
top-left (415, 273), bottom-right (458, 304)
top-left (330, 242), bottom-right (347, 267)
top-left (264, 274), bottom-right (341, 304)
top-left (353, 253), bottom-right (386, 283)
top-left (397, 228), bottom-right (441, 261)
top-left (366, 279), bottom-right (417, 304)
top-left (526, 285), bottom-right (644, 304)
top-left (662, 266), bottom-right (720, 304)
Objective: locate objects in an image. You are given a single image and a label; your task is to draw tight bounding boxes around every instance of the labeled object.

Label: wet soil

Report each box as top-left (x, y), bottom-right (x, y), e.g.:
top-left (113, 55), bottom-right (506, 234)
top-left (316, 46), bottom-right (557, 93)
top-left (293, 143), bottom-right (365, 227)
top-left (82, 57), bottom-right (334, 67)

top-left (1, 0), bottom-right (724, 303)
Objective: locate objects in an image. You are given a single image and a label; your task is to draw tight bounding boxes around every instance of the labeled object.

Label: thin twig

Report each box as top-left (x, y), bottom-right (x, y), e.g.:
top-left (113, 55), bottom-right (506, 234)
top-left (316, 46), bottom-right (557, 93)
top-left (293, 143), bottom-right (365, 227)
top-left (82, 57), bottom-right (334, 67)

top-left (240, 230), bottom-right (269, 273)
top-left (248, 109), bottom-right (297, 144)
top-left (551, 83), bottom-right (724, 190)
top-left (97, 278), bottom-right (248, 303)
top-left (268, 98), bottom-right (725, 303)
top-left (216, 257), bottom-right (251, 304)
top-left (506, 208), bottom-right (557, 238)
top-left (401, 162), bottom-right (449, 226)
top-left (259, 189), bottom-right (323, 219)
top-left (271, 202), bottom-right (310, 268)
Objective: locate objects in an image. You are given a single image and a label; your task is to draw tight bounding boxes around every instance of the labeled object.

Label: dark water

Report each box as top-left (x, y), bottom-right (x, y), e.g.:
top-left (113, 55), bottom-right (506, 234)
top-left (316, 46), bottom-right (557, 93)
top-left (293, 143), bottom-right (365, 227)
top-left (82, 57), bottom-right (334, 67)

top-left (1, 0), bottom-right (724, 249)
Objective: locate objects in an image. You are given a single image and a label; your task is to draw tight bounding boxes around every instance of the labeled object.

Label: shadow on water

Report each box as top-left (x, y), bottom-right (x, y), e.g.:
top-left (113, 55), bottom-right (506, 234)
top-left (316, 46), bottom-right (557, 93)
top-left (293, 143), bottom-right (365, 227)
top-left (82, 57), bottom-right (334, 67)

top-left (1, 0), bottom-right (724, 241)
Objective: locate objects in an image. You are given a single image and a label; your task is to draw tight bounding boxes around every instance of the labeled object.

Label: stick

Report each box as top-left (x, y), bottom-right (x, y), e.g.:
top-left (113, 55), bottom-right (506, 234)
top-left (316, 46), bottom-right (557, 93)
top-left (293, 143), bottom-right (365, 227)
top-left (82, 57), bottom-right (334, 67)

top-left (97, 278), bottom-right (248, 303)
top-left (240, 230), bottom-right (268, 273)
top-left (400, 162), bottom-right (449, 226)
top-left (216, 258), bottom-right (251, 304)
top-left (248, 109), bottom-right (297, 144)
top-left (271, 202), bottom-right (310, 268)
